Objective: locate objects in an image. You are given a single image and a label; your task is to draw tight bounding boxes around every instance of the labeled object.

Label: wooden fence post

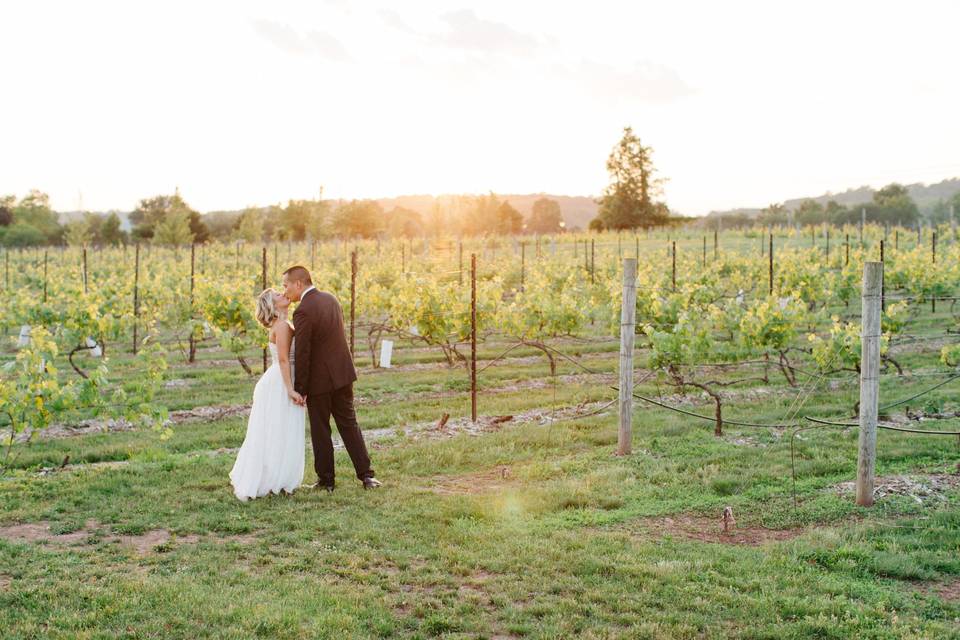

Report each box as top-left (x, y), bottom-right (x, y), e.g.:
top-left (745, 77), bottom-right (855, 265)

top-left (932, 231), bottom-right (937, 313)
top-left (520, 241), bottom-right (526, 291)
top-left (768, 234), bottom-right (774, 295)
top-left (856, 261), bottom-right (883, 507)
top-left (350, 249), bottom-right (357, 362)
top-left (82, 247), bottom-right (88, 294)
top-left (189, 243), bottom-right (196, 363)
top-left (262, 246), bottom-right (267, 373)
top-left (671, 240), bottom-right (677, 291)
top-left (617, 257), bottom-right (638, 456)
top-left (470, 253), bottom-right (478, 423)
top-left (133, 243), bottom-right (140, 355)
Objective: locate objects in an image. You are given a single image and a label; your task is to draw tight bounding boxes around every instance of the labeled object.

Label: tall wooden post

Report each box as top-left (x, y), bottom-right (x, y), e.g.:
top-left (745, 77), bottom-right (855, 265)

top-left (82, 247), bottom-right (88, 294)
top-left (826, 229), bottom-right (830, 260)
top-left (845, 234), bottom-right (850, 266)
top-left (702, 235), bottom-right (707, 267)
top-left (932, 231), bottom-right (937, 313)
top-left (617, 257), bottom-right (638, 456)
top-left (189, 243), bottom-right (196, 363)
top-left (856, 261), bottom-right (883, 507)
top-left (470, 253), bottom-right (477, 422)
top-left (133, 243), bottom-right (140, 355)
top-left (350, 249), bottom-right (357, 362)
top-left (590, 239), bottom-right (595, 284)
top-left (879, 240), bottom-right (885, 312)
top-left (713, 228), bottom-right (718, 261)
top-left (671, 241), bottom-right (677, 291)
top-left (768, 234), bottom-right (774, 295)
top-left (520, 241), bottom-right (526, 291)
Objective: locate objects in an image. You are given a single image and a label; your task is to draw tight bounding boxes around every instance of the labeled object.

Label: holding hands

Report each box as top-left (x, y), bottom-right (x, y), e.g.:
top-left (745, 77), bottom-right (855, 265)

top-left (288, 389), bottom-right (306, 406)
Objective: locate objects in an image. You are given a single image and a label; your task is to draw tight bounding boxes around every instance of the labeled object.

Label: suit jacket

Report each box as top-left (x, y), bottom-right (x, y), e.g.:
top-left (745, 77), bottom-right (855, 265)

top-left (292, 288), bottom-right (357, 397)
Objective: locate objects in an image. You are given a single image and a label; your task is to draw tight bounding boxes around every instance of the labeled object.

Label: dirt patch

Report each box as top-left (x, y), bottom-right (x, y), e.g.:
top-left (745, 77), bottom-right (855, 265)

top-left (933, 579), bottom-right (960, 603)
top-left (429, 466), bottom-right (516, 495)
top-left (619, 513), bottom-right (804, 546)
top-left (6, 404), bottom-right (253, 444)
top-left (0, 520), bottom-right (249, 554)
top-left (0, 574), bottom-right (11, 590)
top-left (23, 398), bottom-right (613, 477)
top-left (833, 473), bottom-right (960, 505)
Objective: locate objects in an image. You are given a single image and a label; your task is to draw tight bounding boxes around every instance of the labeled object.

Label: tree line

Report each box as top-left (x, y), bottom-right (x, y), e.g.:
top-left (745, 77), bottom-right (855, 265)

top-left (0, 189), bottom-right (571, 247)
top-left (709, 185), bottom-right (959, 230)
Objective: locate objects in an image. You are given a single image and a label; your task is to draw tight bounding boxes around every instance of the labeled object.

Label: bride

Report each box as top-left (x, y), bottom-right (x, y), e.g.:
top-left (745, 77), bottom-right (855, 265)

top-left (229, 289), bottom-right (306, 501)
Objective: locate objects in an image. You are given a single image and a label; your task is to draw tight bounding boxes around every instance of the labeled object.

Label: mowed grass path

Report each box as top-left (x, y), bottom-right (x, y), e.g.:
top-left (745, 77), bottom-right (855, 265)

top-left (2, 336), bottom-right (960, 638)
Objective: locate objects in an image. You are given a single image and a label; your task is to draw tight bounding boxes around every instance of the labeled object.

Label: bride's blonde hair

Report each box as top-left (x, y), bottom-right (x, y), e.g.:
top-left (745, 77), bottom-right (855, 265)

top-left (255, 289), bottom-right (279, 328)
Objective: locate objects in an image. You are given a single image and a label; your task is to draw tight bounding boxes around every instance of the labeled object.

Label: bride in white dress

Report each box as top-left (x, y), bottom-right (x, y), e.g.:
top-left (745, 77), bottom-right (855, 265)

top-left (229, 288), bottom-right (306, 501)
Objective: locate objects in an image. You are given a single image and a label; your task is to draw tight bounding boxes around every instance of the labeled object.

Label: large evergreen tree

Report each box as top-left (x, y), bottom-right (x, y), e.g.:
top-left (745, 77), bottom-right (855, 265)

top-left (593, 127), bottom-right (670, 230)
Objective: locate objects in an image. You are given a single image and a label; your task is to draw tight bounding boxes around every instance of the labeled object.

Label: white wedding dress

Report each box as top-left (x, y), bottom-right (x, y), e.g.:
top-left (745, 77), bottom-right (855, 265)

top-left (229, 339), bottom-right (306, 501)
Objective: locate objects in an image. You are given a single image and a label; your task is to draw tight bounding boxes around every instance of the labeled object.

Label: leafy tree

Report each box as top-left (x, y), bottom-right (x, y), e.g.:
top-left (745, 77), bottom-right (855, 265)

top-left (386, 206), bottom-right (423, 238)
top-left (496, 201), bottom-right (523, 235)
top-left (332, 200), bottom-right (384, 238)
top-left (130, 192), bottom-right (195, 240)
top-left (100, 212), bottom-right (126, 245)
top-left (930, 191), bottom-right (960, 224)
top-left (794, 199), bottom-right (825, 225)
top-left (593, 127), bottom-right (670, 230)
top-left (2, 222), bottom-right (45, 246)
top-left (872, 183), bottom-right (919, 225)
top-left (13, 190), bottom-right (61, 243)
top-left (759, 203), bottom-right (787, 225)
top-left (0, 195), bottom-right (13, 226)
top-left (824, 200), bottom-right (847, 222)
top-left (528, 197), bottom-right (563, 233)
top-left (460, 193), bottom-right (502, 236)
top-left (188, 211), bottom-right (210, 243)
top-left (283, 199), bottom-right (329, 240)
top-left (153, 204), bottom-right (194, 246)
top-left (64, 217), bottom-right (93, 246)
top-left (235, 207), bottom-right (265, 243)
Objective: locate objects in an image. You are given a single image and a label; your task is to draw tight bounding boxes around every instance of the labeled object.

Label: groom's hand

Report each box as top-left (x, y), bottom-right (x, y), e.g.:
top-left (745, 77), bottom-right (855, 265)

top-left (288, 390), bottom-right (305, 406)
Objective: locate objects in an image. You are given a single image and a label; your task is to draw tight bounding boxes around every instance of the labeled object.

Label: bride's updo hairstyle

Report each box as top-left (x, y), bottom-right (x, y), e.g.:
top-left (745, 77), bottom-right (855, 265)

top-left (256, 289), bottom-right (279, 328)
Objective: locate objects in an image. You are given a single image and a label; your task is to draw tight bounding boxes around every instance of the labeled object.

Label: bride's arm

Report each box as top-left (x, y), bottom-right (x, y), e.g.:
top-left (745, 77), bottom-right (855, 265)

top-left (274, 322), bottom-right (303, 405)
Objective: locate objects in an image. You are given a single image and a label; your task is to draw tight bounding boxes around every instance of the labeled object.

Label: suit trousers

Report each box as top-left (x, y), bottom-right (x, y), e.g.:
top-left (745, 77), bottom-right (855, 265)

top-left (306, 383), bottom-right (374, 486)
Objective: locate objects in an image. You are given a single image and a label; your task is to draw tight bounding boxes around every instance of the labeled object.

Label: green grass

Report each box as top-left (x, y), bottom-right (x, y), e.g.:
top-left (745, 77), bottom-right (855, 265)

top-left (2, 295), bottom-right (960, 637)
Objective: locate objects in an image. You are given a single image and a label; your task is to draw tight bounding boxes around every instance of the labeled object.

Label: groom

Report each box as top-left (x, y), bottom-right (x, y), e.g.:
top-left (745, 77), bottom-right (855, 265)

top-left (282, 266), bottom-right (381, 491)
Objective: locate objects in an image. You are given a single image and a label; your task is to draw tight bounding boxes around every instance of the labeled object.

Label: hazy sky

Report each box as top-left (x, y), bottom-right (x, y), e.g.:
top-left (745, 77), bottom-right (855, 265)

top-left (2, 0), bottom-right (958, 215)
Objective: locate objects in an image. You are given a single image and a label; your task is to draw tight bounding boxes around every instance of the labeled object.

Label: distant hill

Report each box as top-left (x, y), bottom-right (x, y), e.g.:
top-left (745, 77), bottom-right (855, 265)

top-left (708, 177), bottom-right (960, 219)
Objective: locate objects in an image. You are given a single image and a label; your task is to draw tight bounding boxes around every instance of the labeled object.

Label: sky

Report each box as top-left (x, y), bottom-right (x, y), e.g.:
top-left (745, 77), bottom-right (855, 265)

top-left (1, 0), bottom-right (959, 215)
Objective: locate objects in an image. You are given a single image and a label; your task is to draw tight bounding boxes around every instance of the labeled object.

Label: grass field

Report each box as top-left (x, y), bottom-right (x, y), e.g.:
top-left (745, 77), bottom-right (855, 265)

top-left (2, 274), bottom-right (960, 638)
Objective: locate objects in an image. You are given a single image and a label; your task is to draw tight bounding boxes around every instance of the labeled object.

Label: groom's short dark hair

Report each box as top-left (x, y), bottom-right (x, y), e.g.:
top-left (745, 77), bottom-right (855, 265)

top-left (283, 265), bottom-right (312, 285)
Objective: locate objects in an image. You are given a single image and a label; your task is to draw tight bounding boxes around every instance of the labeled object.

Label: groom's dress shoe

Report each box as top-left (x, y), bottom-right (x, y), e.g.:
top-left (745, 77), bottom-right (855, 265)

top-left (362, 477), bottom-right (382, 490)
top-left (311, 482), bottom-right (334, 492)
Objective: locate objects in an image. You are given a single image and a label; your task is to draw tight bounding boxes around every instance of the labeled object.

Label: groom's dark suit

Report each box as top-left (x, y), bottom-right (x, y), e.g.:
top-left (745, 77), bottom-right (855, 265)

top-left (293, 287), bottom-right (374, 486)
